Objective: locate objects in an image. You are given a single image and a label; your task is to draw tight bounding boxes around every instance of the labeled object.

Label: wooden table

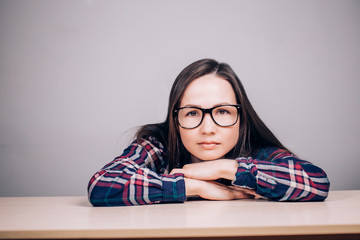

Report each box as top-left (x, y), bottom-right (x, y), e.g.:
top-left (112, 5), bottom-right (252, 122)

top-left (0, 190), bottom-right (359, 239)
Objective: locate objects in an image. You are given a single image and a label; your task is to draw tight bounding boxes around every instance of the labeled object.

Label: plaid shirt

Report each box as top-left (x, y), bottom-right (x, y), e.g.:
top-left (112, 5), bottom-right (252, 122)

top-left (88, 137), bottom-right (329, 206)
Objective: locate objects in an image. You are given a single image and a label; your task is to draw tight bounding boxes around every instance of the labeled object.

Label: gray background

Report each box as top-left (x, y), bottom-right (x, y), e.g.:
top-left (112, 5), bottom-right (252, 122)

top-left (1, 0), bottom-right (359, 197)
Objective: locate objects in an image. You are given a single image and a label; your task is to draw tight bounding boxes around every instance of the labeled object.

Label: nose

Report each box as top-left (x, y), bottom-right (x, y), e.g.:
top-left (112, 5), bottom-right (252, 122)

top-left (199, 113), bottom-right (216, 134)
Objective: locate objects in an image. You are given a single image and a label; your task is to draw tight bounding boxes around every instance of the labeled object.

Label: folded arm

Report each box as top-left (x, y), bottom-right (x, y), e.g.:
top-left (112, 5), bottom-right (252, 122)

top-left (88, 138), bottom-right (186, 206)
top-left (233, 148), bottom-right (330, 201)
top-left (172, 148), bottom-right (330, 201)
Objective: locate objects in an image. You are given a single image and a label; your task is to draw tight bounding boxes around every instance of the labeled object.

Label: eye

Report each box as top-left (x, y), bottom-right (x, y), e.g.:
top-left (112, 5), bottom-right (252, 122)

top-left (216, 108), bottom-right (230, 115)
top-left (185, 110), bottom-right (200, 117)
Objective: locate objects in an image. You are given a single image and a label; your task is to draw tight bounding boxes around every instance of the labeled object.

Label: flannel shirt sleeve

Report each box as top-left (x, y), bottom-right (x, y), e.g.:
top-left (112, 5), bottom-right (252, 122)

top-left (87, 137), bottom-right (186, 206)
top-left (232, 148), bottom-right (330, 201)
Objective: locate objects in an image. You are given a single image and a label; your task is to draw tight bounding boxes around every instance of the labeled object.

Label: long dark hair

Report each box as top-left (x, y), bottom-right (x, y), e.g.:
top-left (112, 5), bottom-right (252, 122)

top-left (137, 59), bottom-right (289, 171)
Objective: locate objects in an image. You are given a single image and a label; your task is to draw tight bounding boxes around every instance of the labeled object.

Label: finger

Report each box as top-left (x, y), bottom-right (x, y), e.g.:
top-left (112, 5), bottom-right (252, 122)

top-left (199, 181), bottom-right (236, 200)
top-left (232, 189), bottom-right (255, 199)
top-left (203, 182), bottom-right (256, 200)
top-left (228, 186), bottom-right (259, 199)
top-left (170, 168), bottom-right (184, 175)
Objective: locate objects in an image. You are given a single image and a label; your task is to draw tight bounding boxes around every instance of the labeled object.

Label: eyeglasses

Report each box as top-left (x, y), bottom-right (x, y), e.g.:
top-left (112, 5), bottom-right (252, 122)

top-left (174, 104), bottom-right (241, 129)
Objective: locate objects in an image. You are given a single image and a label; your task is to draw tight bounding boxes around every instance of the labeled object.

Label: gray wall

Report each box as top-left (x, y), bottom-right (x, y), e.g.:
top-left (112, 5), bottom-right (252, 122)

top-left (0, 0), bottom-right (359, 197)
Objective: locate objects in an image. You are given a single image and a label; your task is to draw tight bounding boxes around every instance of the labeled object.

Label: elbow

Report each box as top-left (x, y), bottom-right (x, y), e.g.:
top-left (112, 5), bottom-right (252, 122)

top-left (313, 173), bottom-right (330, 201)
top-left (311, 166), bottom-right (330, 201)
top-left (87, 172), bottom-right (127, 207)
top-left (88, 183), bottom-right (127, 207)
top-left (300, 163), bottom-right (331, 201)
top-left (298, 171), bottom-right (330, 202)
top-left (87, 178), bottom-right (107, 207)
top-left (277, 171), bottom-right (330, 202)
top-left (88, 188), bottom-right (110, 207)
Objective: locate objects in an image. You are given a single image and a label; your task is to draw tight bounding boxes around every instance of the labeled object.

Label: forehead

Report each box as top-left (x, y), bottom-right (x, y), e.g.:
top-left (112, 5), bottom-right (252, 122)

top-left (180, 74), bottom-right (237, 108)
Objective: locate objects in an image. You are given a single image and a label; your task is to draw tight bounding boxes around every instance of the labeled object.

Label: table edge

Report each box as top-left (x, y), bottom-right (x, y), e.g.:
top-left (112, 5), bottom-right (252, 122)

top-left (1, 224), bottom-right (359, 239)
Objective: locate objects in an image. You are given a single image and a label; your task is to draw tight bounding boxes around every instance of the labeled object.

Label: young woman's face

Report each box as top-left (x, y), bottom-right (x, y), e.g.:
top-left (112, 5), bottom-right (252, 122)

top-left (178, 74), bottom-right (240, 162)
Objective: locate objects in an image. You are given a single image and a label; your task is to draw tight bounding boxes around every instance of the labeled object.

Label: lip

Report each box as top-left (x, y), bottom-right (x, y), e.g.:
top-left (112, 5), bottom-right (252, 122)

top-left (198, 141), bottom-right (220, 150)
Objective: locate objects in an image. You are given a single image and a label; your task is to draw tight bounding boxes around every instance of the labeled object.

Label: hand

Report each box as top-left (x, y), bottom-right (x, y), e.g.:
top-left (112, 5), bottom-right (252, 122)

top-left (228, 186), bottom-right (262, 199)
top-left (170, 159), bottom-right (238, 181)
top-left (184, 178), bottom-right (254, 200)
top-left (171, 160), bottom-right (255, 201)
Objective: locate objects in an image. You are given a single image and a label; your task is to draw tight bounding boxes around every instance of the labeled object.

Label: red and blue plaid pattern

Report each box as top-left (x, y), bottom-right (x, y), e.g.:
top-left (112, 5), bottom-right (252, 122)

top-left (233, 148), bottom-right (329, 201)
top-left (88, 138), bottom-right (329, 206)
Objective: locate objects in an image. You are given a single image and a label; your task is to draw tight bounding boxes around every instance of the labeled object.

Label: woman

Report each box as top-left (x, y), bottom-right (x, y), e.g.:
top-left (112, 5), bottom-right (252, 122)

top-left (88, 59), bottom-right (330, 206)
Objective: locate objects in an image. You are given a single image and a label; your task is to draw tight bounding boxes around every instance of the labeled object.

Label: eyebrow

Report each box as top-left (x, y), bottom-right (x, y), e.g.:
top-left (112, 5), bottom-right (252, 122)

top-left (181, 102), bottom-right (235, 108)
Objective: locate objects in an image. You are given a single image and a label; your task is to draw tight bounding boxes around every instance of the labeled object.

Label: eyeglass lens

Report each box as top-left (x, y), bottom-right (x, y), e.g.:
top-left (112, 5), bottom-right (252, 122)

top-left (177, 105), bottom-right (239, 129)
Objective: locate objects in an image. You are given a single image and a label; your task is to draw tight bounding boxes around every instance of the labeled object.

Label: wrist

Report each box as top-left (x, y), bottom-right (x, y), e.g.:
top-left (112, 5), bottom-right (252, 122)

top-left (184, 178), bottom-right (202, 197)
top-left (220, 159), bottom-right (238, 181)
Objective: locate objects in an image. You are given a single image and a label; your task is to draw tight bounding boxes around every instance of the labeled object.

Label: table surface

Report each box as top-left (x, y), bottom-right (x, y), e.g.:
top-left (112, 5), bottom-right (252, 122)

top-left (0, 190), bottom-right (359, 239)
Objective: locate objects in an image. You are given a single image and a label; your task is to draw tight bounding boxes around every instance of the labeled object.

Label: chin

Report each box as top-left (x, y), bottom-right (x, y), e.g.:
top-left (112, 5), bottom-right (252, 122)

top-left (194, 154), bottom-right (224, 161)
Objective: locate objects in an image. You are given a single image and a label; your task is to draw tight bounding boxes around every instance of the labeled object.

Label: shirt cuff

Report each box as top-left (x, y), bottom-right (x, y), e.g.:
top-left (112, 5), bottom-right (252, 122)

top-left (161, 173), bottom-right (186, 203)
top-left (232, 157), bottom-right (258, 189)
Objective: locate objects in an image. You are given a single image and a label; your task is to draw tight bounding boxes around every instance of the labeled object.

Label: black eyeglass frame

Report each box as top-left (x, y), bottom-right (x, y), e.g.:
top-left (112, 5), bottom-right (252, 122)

top-left (173, 104), bottom-right (241, 129)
